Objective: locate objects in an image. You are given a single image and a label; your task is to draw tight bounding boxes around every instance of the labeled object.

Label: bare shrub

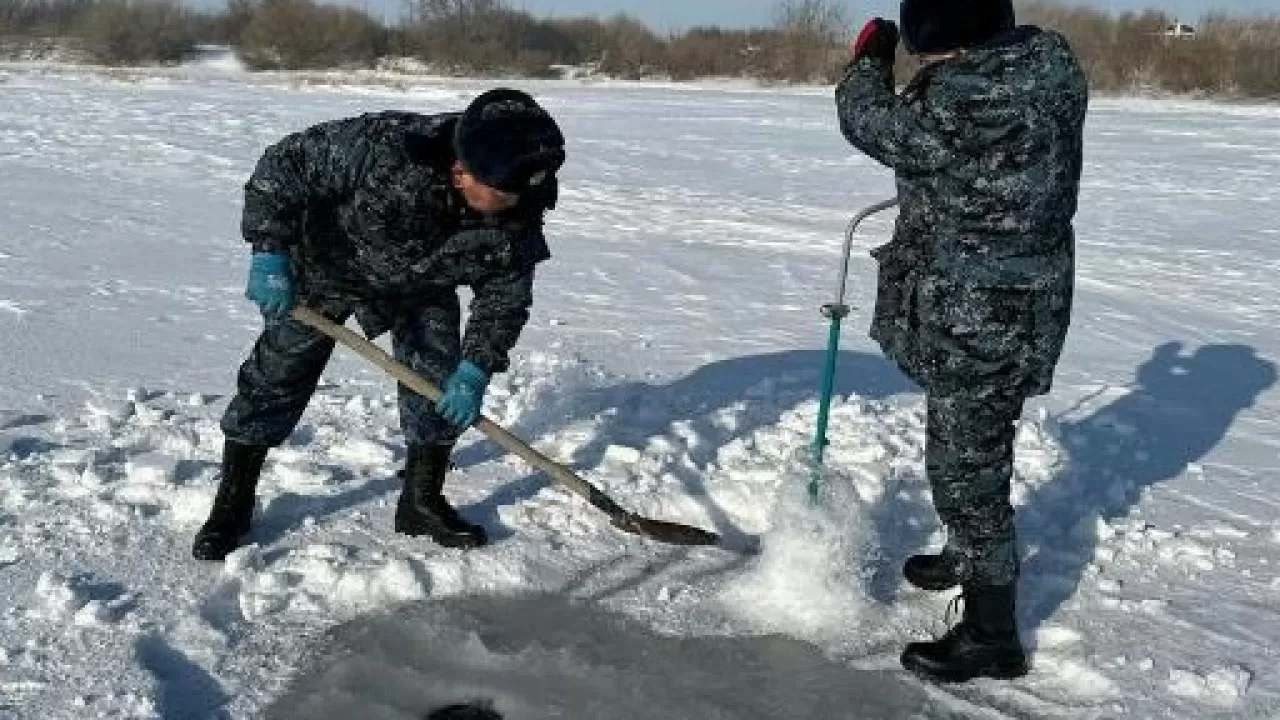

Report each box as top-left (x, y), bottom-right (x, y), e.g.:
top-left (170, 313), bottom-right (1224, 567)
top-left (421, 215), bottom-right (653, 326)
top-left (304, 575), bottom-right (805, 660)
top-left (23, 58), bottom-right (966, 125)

top-left (760, 0), bottom-right (849, 83)
top-left (238, 0), bottom-right (385, 71)
top-left (74, 0), bottom-right (196, 66)
top-left (1201, 14), bottom-right (1280, 98)
top-left (400, 0), bottom-right (554, 75)
top-left (666, 26), bottom-right (764, 80)
top-left (592, 14), bottom-right (664, 79)
top-left (0, 0), bottom-right (91, 35)
top-left (1017, 2), bottom-right (1280, 99)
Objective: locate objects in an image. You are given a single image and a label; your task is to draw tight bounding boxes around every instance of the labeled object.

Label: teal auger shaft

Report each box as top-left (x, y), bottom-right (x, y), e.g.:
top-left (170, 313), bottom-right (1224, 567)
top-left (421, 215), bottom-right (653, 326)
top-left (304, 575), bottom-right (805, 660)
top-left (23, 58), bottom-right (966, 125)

top-left (809, 197), bottom-right (898, 500)
top-left (810, 314), bottom-right (844, 499)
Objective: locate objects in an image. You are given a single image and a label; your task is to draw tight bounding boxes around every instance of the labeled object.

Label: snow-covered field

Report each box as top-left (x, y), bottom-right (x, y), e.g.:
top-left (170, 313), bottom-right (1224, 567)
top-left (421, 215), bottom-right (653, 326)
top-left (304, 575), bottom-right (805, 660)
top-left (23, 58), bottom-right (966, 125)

top-left (0, 57), bottom-right (1277, 719)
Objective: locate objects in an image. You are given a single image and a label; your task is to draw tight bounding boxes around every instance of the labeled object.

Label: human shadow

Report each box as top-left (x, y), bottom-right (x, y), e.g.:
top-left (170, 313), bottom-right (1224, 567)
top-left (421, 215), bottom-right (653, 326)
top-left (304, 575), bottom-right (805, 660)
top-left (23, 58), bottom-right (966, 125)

top-left (865, 464), bottom-right (940, 605)
top-left (136, 635), bottom-right (230, 719)
top-left (253, 464), bottom-right (401, 547)
top-left (0, 435), bottom-right (63, 459)
top-left (1019, 342), bottom-right (1277, 632)
top-left (462, 350), bottom-right (915, 547)
top-left (463, 470), bottom-right (546, 544)
top-left (69, 575), bottom-right (141, 618)
top-left (0, 413), bottom-right (52, 431)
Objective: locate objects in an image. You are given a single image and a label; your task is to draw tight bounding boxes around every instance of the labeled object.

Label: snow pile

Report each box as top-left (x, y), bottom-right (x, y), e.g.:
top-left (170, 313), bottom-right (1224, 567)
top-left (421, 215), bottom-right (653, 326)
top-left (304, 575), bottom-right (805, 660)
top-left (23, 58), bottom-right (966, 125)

top-left (723, 474), bottom-right (882, 641)
top-left (184, 45), bottom-right (247, 75)
top-left (225, 544), bottom-right (431, 623)
top-left (31, 573), bottom-right (134, 628)
top-left (1167, 665), bottom-right (1252, 708)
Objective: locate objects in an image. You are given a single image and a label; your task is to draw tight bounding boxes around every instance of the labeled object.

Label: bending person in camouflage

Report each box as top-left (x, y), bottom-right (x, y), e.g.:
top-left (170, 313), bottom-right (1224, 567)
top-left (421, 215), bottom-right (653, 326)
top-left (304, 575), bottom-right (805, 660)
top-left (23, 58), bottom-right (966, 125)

top-left (836, 0), bottom-right (1087, 683)
top-left (194, 89), bottom-right (566, 561)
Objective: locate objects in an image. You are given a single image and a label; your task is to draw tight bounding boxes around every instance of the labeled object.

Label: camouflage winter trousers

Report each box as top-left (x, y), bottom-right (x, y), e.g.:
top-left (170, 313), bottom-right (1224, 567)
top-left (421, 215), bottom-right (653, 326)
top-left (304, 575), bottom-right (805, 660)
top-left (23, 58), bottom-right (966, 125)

top-left (221, 291), bottom-right (463, 449)
top-left (926, 392), bottom-right (1026, 587)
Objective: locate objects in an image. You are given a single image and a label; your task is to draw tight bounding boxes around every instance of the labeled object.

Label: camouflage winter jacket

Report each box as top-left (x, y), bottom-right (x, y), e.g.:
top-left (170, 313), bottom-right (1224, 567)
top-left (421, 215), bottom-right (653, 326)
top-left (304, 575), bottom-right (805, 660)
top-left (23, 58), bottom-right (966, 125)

top-left (836, 27), bottom-right (1088, 398)
top-left (241, 111), bottom-right (553, 375)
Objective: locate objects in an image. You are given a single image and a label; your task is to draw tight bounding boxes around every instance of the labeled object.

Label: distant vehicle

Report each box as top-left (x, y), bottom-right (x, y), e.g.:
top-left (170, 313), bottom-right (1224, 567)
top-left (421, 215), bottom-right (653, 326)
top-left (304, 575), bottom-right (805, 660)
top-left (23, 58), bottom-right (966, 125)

top-left (1163, 21), bottom-right (1197, 38)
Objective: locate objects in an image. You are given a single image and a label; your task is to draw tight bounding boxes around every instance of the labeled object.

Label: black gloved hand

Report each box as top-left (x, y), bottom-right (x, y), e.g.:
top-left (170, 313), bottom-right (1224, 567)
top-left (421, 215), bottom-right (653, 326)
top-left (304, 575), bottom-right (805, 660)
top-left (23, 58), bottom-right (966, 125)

top-left (851, 18), bottom-right (900, 63)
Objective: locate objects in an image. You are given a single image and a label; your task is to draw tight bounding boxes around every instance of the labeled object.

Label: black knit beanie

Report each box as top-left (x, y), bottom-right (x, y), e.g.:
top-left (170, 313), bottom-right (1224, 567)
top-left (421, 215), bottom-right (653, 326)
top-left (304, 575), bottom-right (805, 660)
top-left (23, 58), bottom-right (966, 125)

top-left (900, 0), bottom-right (1016, 55)
top-left (453, 88), bottom-right (565, 195)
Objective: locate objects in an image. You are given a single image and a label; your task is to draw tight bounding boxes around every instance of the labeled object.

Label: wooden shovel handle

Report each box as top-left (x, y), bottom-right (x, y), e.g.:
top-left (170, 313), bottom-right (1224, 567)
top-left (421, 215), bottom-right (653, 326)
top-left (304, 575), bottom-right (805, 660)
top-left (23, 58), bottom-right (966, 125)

top-left (290, 306), bottom-right (625, 517)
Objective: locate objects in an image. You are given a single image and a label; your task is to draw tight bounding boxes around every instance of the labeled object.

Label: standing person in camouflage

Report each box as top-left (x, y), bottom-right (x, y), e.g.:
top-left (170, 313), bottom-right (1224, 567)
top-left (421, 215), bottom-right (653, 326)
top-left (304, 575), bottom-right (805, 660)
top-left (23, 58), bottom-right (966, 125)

top-left (835, 0), bottom-right (1087, 683)
top-left (193, 89), bottom-right (566, 562)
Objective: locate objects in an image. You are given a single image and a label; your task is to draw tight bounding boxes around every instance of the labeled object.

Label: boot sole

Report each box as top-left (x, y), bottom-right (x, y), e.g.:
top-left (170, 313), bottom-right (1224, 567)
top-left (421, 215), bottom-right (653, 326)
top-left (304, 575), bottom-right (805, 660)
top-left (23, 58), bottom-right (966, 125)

top-left (395, 524), bottom-right (488, 549)
top-left (904, 576), bottom-right (961, 592)
top-left (901, 654), bottom-right (1029, 684)
top-left (192, 535), bottom-right (246, 562)
top-left (191, 523), bottom-right (252, 562)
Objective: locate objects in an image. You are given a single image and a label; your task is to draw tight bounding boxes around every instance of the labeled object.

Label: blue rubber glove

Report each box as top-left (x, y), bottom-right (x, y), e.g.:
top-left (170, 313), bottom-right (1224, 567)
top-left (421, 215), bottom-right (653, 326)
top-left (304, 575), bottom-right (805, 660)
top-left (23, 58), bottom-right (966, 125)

top-left (246, 252), bottom-right (295, 320)
top-left (436, 360), bottom-right (489, 430)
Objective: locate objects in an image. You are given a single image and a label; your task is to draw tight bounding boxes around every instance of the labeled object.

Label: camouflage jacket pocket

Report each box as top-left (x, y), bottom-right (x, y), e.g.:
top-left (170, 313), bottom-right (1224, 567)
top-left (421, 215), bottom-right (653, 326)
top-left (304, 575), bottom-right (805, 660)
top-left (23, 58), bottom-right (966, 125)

top-left (918, 277), bottom-right (1036, 392)
top-left (869, 236), bottom-right (927, 384)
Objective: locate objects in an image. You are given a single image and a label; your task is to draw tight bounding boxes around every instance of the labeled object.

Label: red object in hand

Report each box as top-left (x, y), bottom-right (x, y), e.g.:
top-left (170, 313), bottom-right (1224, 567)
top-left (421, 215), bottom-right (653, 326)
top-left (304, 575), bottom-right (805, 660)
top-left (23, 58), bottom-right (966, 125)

top-left (851, 18), bottom-right (900, 62)
top-left (853, 20), bottom-right (880, 57)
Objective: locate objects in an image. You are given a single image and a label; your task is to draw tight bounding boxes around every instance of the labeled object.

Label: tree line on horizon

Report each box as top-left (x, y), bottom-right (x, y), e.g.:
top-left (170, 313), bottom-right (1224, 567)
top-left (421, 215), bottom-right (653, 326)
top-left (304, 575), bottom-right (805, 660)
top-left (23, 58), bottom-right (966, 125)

top-left (0, 0), bottom-right (1277, 97)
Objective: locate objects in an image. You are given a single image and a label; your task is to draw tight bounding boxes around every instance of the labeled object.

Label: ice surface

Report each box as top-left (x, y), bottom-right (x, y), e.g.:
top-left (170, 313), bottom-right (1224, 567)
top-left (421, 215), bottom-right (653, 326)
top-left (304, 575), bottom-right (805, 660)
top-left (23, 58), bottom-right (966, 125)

top-left (267, 594), bottom-right (956, 720)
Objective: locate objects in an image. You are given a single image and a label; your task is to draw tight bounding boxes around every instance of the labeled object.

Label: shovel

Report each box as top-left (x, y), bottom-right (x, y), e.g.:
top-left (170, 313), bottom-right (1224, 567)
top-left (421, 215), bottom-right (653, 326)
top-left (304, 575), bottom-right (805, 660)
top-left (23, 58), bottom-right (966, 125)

top-left (290, 306), bottom-right (723, 549)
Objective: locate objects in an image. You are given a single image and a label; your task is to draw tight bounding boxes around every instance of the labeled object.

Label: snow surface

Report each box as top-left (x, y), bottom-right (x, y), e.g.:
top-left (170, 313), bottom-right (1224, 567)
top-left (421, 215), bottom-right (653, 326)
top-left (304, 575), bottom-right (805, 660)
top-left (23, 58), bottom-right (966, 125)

top-left (0, 60), bottom-right (1278, 719)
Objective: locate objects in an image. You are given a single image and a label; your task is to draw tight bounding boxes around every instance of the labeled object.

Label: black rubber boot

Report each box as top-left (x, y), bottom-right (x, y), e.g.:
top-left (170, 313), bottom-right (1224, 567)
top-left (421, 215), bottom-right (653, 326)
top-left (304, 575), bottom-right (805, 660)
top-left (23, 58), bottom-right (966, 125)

top-left (192, 440), bottom-right (269, 562)
top-left (901, 584), bottom-right (1029, 683)
top-left (395, 444), bottom-right (487, 549)
top-left (904, 547), bottom-right (964, 591)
